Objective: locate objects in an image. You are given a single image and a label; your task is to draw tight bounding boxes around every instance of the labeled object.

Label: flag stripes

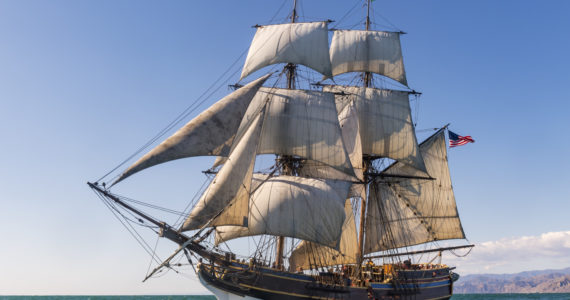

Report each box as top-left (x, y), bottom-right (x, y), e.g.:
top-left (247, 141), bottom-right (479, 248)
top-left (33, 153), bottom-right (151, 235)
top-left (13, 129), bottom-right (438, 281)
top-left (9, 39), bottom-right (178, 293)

top-left (448, 130), bottom-right (474, 148)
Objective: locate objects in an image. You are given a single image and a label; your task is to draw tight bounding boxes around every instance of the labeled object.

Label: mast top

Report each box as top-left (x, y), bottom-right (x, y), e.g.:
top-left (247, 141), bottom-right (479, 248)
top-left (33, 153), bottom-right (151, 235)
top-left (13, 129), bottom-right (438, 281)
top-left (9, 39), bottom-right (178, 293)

top-left (366, 0), bottom-right (371, 31)
top-left (292, 0), bottom-right (297, 24)
top-left (363, 0), bottom-right (372, 87)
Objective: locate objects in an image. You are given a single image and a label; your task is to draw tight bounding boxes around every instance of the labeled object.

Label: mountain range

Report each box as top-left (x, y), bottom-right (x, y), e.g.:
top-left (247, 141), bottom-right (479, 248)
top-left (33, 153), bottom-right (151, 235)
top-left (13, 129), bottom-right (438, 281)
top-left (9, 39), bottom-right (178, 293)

top-left (453, 267), bottom-right (570, 293)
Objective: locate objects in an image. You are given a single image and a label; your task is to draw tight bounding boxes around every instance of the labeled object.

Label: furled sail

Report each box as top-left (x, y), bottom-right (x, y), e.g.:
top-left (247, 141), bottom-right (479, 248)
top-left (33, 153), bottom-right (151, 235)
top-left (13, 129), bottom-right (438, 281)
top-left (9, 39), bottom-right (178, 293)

top-left (288, 200), bottom-right (358, 270)
top-left (364, 130), bottom-right (465, 253)
top-left (240, 22), bottom-right (332, 80)
top-left (324, 85), bottom-right (427, 174)
top-left (329, 30), bottom-right (407, 85)
top-left (180, 111), bottom-right (265, 231)
top-left (236, 87), bottom-right (356, 178)
top-left (215, 175), bottom-right (352, 249)
top-left (114, 74), bottom-right (271, 184)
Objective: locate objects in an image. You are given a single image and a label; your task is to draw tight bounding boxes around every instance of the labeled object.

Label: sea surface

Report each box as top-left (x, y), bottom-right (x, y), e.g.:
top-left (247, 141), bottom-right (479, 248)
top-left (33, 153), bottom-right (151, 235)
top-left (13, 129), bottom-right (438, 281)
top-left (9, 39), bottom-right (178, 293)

top-left (2, 295), bottom-right (570, 300)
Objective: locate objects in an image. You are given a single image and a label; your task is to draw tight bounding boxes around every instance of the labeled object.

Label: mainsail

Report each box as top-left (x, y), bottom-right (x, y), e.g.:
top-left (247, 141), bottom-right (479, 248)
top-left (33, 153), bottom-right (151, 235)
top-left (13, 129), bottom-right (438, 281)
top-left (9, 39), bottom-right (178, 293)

top-left (364, 130), bottom-right (465, 253)
top-left (215, 175), bottom-right (352, 249)
top-left (288, 199), bottom-right (359, 270)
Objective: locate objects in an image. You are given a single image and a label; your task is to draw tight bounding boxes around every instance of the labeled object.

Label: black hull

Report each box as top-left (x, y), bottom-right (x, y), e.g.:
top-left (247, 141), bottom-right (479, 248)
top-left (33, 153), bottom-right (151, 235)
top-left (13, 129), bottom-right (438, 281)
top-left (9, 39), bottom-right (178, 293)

top-left (198, 262), bottom-right (454, 300)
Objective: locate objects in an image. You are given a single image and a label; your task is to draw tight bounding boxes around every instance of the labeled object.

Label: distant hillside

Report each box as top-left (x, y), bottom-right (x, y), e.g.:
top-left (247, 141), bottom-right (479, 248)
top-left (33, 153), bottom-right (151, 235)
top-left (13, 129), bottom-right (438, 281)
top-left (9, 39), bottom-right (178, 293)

top-left (454, 267), bottom-right (570, 294)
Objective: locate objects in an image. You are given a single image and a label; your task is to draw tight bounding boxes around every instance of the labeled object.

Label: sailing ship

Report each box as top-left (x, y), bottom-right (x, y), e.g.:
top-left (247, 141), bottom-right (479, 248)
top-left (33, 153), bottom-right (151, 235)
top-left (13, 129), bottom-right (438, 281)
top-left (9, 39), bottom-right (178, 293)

top-left (89, 1), bottom-right (473, 299)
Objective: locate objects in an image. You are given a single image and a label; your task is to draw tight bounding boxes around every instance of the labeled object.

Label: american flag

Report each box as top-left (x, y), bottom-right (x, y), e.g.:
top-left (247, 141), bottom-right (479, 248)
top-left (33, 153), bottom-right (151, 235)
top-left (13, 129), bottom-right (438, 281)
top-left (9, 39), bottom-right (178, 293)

top-left (448, 130), bottom-right (475, 148)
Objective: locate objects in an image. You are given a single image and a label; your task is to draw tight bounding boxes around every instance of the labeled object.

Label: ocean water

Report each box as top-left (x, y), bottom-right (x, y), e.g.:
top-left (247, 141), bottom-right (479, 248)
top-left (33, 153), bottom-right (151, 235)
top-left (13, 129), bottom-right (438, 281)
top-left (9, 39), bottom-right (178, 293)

top-left (453, 295), bottom-right (570, 300)
top-left (1, 295), bottom-right (570, 300)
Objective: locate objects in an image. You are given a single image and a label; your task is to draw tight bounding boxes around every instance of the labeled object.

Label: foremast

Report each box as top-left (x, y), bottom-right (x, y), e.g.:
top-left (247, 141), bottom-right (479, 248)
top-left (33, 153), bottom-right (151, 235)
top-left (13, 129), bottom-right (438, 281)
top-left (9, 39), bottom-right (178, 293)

top-left (275, 0), bottom-right (298, 270)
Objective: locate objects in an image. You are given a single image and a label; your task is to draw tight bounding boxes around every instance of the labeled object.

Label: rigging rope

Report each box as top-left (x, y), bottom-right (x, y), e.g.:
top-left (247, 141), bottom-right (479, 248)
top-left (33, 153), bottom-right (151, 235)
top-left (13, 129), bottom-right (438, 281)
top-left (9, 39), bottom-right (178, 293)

top-left (331, 0), bottom-right (362, 30)
top-left (118, 195), bottom-right (188, 217)
top-left (146, 236), bottom-right (161, 278)
top-left (95, 191), bottom-right (162, 265)
top-left (98, 48), bottom-right (248, 185)
top-left (98, 0), bottom-right (301, 185)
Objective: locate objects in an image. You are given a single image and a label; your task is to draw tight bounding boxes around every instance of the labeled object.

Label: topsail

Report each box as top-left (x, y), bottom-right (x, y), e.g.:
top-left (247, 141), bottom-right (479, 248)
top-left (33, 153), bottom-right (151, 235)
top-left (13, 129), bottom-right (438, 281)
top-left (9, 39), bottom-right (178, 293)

top-left (330, 30), bottom-right (407, 85)
top-left (241, 22), bottom-right (332, 80)
top-left (236, 87), bottom-right (357, 178)
top-left (324, 85), bottom-right (427, 174)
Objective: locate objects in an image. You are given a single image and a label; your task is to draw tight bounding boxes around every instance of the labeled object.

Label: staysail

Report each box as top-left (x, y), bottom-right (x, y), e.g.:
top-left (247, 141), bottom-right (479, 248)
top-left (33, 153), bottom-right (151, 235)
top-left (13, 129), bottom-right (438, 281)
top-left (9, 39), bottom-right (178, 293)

top-left (215, 175), bottom-right (352, 249)
top-left (180, 111), bottom-right (265, 231)
top-left (241, 22), bottom-right (332, 79)
top-left (298, 97), bottom-right (363, 181)
top-left (323, 85), bottom-right (427, 174)
top-left (114, 74), bottom-right (271, 184)
top-left (364, 130), bottom-right (465, 253)
top-left (236, 87), bottom-right (357, 178)
top-left (329, 30), bottom-right (407, 85)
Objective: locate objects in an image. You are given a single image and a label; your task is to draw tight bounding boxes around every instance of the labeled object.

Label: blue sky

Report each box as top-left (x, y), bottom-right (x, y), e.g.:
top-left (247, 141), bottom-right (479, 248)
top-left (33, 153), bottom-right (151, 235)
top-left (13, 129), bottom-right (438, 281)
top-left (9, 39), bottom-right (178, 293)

top-left (1, 0), bottom-right (569, 295)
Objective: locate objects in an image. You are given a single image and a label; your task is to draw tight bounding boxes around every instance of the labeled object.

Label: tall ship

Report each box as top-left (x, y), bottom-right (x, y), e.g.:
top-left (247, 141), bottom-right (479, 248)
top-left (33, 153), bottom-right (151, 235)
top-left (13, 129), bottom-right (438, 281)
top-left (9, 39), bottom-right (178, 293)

top-left (89, 1), bottom-right (473, 299)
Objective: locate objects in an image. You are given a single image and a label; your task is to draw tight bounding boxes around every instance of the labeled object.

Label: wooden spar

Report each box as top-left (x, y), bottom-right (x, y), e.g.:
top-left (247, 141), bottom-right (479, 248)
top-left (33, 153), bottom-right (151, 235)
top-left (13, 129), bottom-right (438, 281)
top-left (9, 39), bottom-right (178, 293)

top-left (365, 244), bottom-right (475, 259)
top-left (356, 159), bottom-right (371, 266)
top-left (87, 182), bottom-right (222, 262)
top-left (292, 0), bottom-right (297, 23)
top-left (363, 0), bottom-right (372, 87)
top-left (364, 172), bottom-right (436, 181)
top-left (275, 236), bottom-right (285, 269)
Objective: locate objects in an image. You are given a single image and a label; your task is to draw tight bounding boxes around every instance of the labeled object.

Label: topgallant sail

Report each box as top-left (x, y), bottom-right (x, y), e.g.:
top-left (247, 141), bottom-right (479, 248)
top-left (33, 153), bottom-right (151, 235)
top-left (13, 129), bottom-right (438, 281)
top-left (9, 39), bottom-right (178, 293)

top-left (89, 1), bottom-right (473, 299)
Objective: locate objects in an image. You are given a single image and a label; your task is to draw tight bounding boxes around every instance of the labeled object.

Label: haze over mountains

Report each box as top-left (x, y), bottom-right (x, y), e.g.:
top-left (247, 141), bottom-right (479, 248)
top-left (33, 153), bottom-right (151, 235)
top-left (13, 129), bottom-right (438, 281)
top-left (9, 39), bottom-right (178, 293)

top-left (454, 267), bottom-right (570, 293)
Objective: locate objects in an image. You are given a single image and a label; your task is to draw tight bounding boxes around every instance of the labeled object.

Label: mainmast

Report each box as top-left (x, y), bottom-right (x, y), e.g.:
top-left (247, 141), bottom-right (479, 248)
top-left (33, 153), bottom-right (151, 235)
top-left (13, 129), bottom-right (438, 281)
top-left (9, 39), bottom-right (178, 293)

top-left (275, 0), bottom-right (298, 270)
top-left (357, 0), bottom-right (372, 267)
top-left (363, 0), bottom-right (372, 87)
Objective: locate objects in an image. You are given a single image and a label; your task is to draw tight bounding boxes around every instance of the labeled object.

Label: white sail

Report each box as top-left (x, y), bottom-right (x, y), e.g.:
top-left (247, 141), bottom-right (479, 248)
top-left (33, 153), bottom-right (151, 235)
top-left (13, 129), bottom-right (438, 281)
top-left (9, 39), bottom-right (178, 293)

top-left (237, 87), bottom-right (356, 178)
top-left (240, 22), bottom-right (332, 80)
top-left (364, 130), bottom-right (465, 253)
top-left (288, 200), bottom-right (358, 270)
top-left (215, 175), bottom-right (352, 249)
top-left (330, 30), bottom-right (407, 85)
top-left (324, 85), bottom-right (427, 174)
top-left (180, 111), bottom-right (265, 231)
top-left (298, 98), bottom-right (363, 181)
top-left (114, 74), bottom-right (271, 184)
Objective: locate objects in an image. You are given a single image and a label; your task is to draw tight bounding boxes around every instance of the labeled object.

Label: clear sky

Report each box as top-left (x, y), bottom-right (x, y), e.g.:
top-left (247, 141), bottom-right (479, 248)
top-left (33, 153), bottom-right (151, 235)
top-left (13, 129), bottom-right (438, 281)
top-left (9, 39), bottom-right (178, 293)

top-left (1, 0), bottom-right (569, 295)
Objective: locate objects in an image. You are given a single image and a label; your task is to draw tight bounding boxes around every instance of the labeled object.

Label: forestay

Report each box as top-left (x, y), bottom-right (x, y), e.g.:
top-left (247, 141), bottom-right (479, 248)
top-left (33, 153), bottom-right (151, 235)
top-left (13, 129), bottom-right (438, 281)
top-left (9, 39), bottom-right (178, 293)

top-left (330, 30), bottom-right (407, 85)
top-left (180, 111), bottom-right (265, 231)
top-left (324, 86), bottom-right (427, 174)
top-left (215, 175), bottom-right (352, 249)
top-left (236, 87), bottom-right (356, 178)
top-left (114, 74), bottom-right (271, 184)
top-left (288, 200), bottom-right (358, 270)
top-left (364, 130), bottom-right (465, 253)
top-left (241, 22), bottom-right (332, 79)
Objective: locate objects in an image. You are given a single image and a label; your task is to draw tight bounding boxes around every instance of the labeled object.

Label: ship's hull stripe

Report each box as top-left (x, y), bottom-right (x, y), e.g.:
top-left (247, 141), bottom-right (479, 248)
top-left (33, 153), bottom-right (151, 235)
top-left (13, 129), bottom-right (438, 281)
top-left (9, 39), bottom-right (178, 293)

top-left (371, 279), bottom-right (451, 289)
